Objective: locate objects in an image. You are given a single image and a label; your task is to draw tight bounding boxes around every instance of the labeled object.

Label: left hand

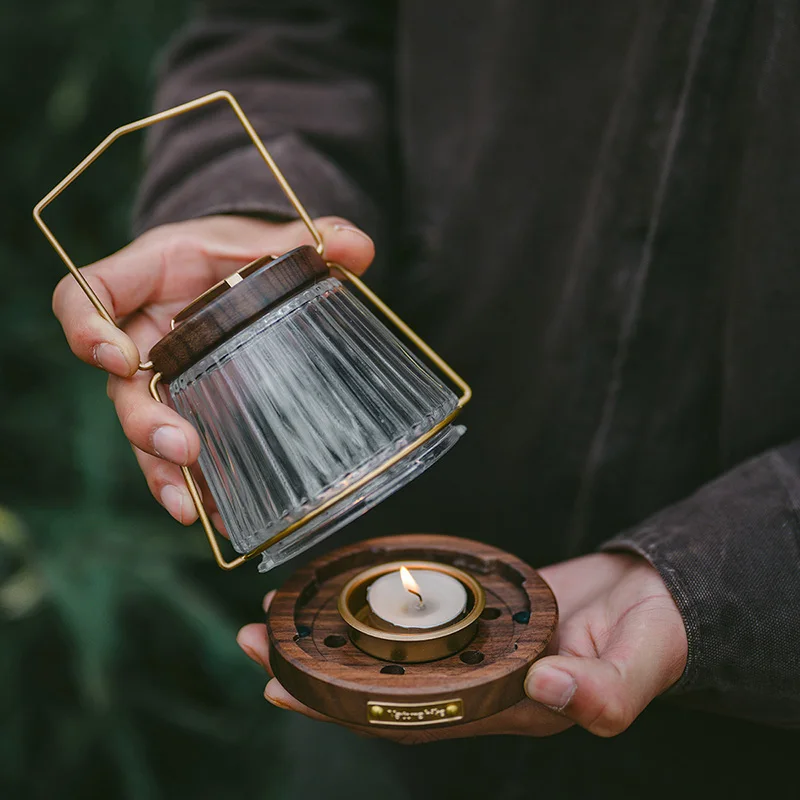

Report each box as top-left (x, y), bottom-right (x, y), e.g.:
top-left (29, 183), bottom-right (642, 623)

top-left (237, 552), bottom-right (688, 742)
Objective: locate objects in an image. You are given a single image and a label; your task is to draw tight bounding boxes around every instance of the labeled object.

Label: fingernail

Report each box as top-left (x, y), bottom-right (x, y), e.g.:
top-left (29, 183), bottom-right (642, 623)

top-left (160, 484), bottom-right (190, 522)
top-left (94, 342), bottom-right (130, 375)
top-left (264, 682), bottom-right (290, 709)
top-left (333, 223), bottom-right (373, 244)
top-left (526, 665), bottom-right (577, 711)
top-left (262, 590), bottom-right (276, 613)
top-left (153, 426), bottom-right (189, 464)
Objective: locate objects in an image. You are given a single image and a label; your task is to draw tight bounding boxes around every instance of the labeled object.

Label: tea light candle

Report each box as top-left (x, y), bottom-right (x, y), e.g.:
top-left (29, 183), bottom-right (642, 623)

top-left (367, 565), bottom-right (468, 629)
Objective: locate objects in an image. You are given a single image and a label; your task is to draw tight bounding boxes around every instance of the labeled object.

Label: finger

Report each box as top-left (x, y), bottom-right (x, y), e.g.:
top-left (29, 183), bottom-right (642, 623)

top-left (237, 590), bottom-right (276, 673)
top-left (257, 216), bottom-right (375, 275)
top-left (261, 673), bottom-right (431, 739)
top-left (52, 216), bottom-right (373, 377)
top-left (51, 217), bottom-right (280, 375)
top-left (132, 448), bottom-right (199, 524)
top-left (52, 238), bottom-right (165, 376)
top-left (264, 678), bottom-right (342, 724)
top-left (263, 678), bottom-right (383, 743)
top-left (52, 271), bottom-right (142, 377)
top-left (108, 371), bottom-right (200, 466)
top-left (103, 304), bottom-right (200, 460)
top-left (261, 684), bottom-right (374, 741)
top-left (134, 450), bottom-right (222, 528)
top-left (237, 620), bottom-right (273, 676)
top-left (150, 215), bottom-right (375, 286)
top-left (525, 656), bottom-right (638, 737)
top-left (316, 217), bottom-right (375, 275)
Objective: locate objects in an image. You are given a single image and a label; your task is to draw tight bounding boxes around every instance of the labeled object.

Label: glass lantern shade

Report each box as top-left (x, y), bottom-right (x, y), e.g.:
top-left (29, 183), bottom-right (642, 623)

top-left (169, 278), bottom-right (464, 571)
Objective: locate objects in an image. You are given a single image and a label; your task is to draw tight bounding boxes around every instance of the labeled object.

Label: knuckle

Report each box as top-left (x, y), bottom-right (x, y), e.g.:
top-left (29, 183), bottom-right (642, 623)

top-left (272, 218), bottom-right (313, 248)
top-left (118, 401), bottom-right (153, 444)
top-left (159, 234), bottom-right (207, 270)
top-left (590, 696), bottom-right (634, 738)
top-left (145, 461), bottom-right (175, 496)
top-left (52, 276), bottom-right (107, 357)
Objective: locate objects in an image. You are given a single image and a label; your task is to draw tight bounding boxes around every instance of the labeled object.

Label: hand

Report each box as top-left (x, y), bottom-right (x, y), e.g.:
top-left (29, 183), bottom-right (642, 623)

top-left (237, 552), bottom-right (688, 743)
top-left (52, 215), bottom-right (375, 524)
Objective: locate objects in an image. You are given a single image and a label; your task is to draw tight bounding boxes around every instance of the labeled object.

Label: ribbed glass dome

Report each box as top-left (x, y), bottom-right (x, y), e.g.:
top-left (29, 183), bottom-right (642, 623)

top-left (169, 278), bottom-right (464, 571)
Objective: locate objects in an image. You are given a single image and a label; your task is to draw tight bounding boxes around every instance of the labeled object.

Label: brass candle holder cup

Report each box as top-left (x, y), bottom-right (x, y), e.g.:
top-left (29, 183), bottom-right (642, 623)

top-left (267, 534), bottom-right (558, 729)
top-left (338, 561), bottom-right (486, 662)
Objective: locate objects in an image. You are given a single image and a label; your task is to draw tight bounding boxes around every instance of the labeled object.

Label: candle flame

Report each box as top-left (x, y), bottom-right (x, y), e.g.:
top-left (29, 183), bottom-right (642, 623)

top-left (399, 566), bottom-right (424, 606)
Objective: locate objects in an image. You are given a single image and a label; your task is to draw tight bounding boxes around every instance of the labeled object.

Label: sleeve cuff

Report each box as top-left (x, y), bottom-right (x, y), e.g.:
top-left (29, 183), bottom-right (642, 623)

top-left (600, 448), bottom-right (800, 707)
top-left (599, 533), bottom-right (698, 694)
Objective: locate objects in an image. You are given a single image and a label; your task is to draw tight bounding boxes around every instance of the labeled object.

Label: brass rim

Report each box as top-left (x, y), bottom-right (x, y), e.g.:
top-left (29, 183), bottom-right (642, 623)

top-left (337, 561), bottom-right (486, 643)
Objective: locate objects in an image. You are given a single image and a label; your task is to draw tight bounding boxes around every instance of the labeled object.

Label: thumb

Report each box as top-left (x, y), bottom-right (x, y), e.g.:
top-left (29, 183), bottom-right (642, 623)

top-left (525, 655), bottom-right (649, 737)
top-left (315, 217), bottom-right (375, 276)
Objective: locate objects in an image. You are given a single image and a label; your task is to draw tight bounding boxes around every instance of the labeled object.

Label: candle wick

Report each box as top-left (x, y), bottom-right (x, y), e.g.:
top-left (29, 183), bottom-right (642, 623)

top-left (408, 588), bottom-right (424, 608)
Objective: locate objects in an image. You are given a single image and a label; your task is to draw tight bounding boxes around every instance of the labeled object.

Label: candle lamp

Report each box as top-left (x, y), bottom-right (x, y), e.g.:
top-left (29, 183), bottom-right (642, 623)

top-left (36, 93), bottom-right (559, 731)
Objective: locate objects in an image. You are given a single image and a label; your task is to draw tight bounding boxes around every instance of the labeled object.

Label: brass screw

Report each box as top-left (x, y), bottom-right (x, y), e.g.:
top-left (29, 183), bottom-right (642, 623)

top-left (445, 704), bottom-right (460, 717)
top-left (369, 705), bottom-right (384, 719)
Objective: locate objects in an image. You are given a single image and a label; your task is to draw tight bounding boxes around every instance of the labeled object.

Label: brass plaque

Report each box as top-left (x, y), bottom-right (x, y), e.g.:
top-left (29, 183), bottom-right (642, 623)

top-left (366, 698), bottom-right (464, 726)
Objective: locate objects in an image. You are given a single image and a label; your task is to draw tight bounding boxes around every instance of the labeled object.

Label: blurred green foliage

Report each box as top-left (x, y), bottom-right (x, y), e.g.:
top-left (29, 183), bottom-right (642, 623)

top-left (0, 2), bottom-right (296, 797)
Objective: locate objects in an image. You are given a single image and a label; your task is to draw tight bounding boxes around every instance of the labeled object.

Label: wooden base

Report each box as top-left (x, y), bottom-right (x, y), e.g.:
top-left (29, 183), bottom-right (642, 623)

top-left (266, 534), bottom-right (558, 729)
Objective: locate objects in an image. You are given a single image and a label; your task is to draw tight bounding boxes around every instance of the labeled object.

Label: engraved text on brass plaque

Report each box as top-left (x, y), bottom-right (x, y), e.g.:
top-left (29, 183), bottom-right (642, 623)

top-left (367, 698), bottom-right (464, 726)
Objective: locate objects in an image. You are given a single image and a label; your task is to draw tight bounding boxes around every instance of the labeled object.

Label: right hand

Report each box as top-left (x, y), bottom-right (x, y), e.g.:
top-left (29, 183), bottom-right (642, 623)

top-left (52, 214), bottom-right (375, 524)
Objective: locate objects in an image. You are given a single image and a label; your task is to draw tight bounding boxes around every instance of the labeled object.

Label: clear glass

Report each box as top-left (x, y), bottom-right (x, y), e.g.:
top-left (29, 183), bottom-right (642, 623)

top-left (169, 278), bottom-right (463, 571)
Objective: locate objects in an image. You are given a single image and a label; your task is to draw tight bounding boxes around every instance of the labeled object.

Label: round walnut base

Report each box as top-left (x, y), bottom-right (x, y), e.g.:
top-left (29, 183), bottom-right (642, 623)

top-left (266, 534), bottom-right (558, 730)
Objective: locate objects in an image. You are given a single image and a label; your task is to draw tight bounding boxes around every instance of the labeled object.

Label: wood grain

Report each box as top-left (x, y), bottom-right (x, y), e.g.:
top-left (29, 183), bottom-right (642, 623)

top-left (266, 534), bottom-right (558, 729)
top-left (150, 245), bottom-right (329, 381)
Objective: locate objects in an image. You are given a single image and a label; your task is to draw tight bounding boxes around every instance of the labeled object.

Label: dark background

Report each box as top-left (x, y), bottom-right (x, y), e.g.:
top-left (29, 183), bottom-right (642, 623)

top-left (0, 2), bottom-right (329, 797)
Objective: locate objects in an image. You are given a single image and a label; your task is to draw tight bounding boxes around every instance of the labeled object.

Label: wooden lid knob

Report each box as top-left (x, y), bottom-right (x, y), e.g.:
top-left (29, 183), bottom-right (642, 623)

top-left (149, 245), bottom-right (329, 381)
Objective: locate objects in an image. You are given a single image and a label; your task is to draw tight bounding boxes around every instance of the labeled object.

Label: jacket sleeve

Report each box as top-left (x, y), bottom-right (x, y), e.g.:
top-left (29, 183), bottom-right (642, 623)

top-left (133, 0), bottom-right (396, 240)
top-left (602, 444), bottom-right (800, 727)
top-left (602, 2), bottom-right (800, 728)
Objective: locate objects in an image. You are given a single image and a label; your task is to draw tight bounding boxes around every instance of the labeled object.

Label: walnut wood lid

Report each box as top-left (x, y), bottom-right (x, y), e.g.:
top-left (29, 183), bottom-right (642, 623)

top-left (150, 245), bottom-right (329, 381)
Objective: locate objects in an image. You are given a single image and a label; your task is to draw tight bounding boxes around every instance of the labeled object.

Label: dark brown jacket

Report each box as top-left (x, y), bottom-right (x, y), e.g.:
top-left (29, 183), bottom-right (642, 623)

top-left (136, 1), bottom-right (800, 796)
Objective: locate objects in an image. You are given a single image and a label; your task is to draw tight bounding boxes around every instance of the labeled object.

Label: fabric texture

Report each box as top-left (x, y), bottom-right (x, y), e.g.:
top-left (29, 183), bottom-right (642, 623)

top-left (134, 0), bottom-right (395, 243)
top-left (135, 0), bottom-right (800, 794)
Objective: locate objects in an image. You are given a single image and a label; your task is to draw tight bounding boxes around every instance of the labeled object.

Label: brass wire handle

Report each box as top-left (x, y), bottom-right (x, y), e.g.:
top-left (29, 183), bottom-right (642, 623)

top-left (33, 91), bottom-right (472, 571)
top-left (32, 90), bottom-right (324, 371)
